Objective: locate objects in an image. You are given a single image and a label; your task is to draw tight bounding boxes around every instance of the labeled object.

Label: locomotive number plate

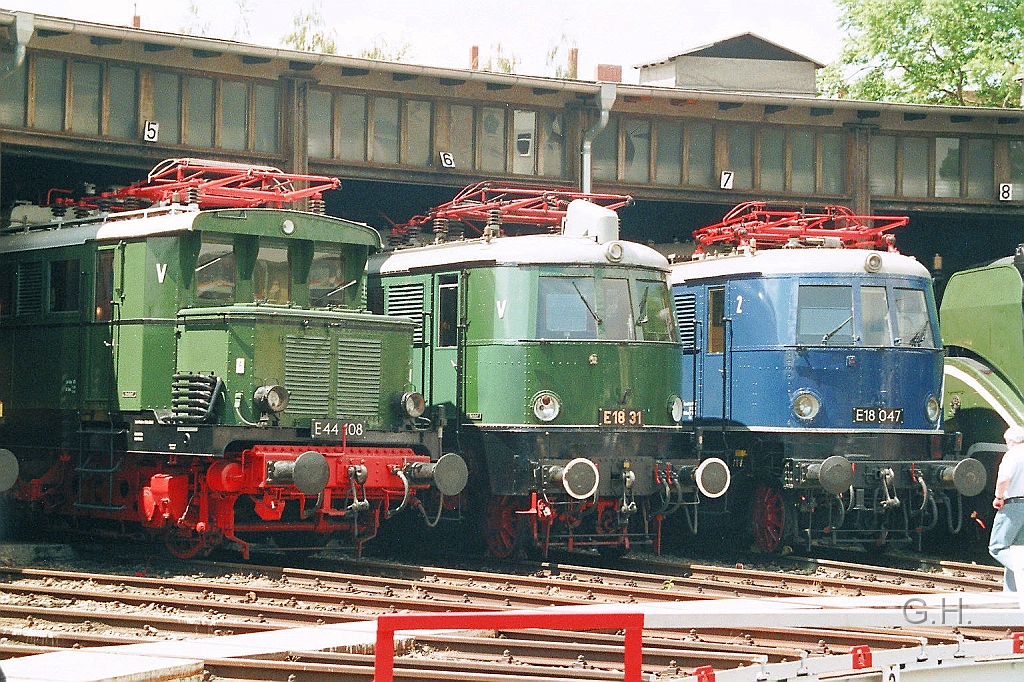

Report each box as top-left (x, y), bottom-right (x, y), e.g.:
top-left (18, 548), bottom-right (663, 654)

top-left (311, 419), bottom-right (367, 440)
top-left (599, 408), bottom-right (644, 426)
top-left (852, 407), bottom-right (904, 424)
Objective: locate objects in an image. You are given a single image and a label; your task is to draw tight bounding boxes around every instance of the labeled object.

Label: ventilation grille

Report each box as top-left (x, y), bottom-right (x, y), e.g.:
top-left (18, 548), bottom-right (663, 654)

top-left (336, 338), bottom-right (381, 419)
top-left (284, 336), bottom-right (331, 415)
top-left (386, 282), bottom-right (425, 345)
top-left (16, 262), bottom-right (43, 315)
top-left (674, 292), bottom-right (697, 350)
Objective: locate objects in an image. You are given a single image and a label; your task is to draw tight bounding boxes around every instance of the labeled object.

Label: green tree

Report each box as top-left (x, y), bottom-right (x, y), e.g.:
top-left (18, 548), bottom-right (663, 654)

top-left (359, 37), bottom-right (412, 62)
top-left (483, 43), bottom-right (520, 74)
top-left (281, 3), bottom-right (337, 54)
top-left (823, 0), bottom-right (1024, 107)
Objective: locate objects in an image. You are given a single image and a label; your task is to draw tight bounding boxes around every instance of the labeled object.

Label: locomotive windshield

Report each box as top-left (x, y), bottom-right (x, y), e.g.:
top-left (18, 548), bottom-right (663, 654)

top-left (790, 282), bottom-right (935, 348)
top-left (535, 274), bottom-right (676, 342)
top-left (254, 244), bottom-right (290, 304)
top-left (309, 248), bottom-right (348, 307)
top-left (797, 285), bottom-right (853, 346)
top-left (196, 240), bottom-right (235, 302)
top-left (893, 287), bottom-right (935, 347)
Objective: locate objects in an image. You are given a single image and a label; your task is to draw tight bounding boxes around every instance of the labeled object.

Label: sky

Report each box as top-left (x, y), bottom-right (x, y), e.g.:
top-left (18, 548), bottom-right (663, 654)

top-left (1, 1), bottom-right (845, 82)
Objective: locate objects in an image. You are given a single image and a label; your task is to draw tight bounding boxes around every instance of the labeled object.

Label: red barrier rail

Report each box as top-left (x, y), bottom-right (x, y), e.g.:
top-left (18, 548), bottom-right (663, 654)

top-left (375, 609), bottom-right (645, 682)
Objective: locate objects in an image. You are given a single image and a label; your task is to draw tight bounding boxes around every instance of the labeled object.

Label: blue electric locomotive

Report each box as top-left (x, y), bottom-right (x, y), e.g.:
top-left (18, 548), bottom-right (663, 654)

top-left (670, 203), bottom-right (985, 552)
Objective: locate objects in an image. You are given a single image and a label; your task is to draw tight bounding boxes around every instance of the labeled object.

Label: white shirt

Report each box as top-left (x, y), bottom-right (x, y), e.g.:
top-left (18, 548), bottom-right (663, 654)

top-left (997, 443), bottom-right (1024, 499)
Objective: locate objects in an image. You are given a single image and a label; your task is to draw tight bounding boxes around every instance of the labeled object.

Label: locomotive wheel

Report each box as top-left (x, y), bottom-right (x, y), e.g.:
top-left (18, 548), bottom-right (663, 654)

top-left (164, 528), bottom-right (216, 559)
top-left (751, 483), bottom-right (786, 553)
top-left (483, 495), bottom-right (529, 559)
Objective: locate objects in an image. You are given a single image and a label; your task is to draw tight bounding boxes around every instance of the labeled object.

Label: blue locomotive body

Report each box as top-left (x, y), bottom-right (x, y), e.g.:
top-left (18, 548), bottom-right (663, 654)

top-left (671, 246), bottom-right (984, 551)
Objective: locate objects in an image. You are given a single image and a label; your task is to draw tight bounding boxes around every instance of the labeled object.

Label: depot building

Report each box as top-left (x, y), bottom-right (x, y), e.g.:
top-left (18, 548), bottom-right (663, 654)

top-left (0, 9), bottom-right (1021, 280)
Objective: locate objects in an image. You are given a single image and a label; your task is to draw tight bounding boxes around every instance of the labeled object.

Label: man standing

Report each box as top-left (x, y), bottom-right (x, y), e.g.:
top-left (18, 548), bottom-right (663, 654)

top-left (990, 425), bottom-right (1024, 602)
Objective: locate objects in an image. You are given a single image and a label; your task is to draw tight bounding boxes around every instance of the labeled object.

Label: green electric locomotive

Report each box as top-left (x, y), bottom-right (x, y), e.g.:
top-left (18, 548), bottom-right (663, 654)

top-left (0, 159), bottom-right (465, 558)
top-left (369, 184), bottom-right (729, 557)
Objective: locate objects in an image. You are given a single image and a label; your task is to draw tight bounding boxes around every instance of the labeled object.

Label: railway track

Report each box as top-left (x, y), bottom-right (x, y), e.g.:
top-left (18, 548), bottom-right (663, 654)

top-left (0, 546), bottom-right (1015, 682)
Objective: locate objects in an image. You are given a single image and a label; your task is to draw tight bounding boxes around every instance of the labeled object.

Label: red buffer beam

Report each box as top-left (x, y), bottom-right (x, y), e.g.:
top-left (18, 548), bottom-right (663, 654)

top-left (693, 201), bottom-right (908, 252)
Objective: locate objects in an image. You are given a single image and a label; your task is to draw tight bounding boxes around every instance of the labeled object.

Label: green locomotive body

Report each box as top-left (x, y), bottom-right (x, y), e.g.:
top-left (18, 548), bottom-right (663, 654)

top-left (0, 191), bottom-right (464, 557)
top-left (370, 200), bottom-right (728, 557)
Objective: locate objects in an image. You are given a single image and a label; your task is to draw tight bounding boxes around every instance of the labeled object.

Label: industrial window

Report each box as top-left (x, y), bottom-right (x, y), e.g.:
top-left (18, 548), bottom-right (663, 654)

top-left (372, 97), bottom-right (400, 164)
top-left (309, 248), bottom-right (348, 308)
top-left (859, 286), bottom-right (892, 347)
top-left (49, 259), bottom-right (80, 313)
top-left (406, 100), bottom-right (433, 167)
top-left (821, 133), bottom-right (845, 194)
top-left (966, 138), bottom-right (994, 199)
top-left (438, 275), bottom-right (459, 347)
top-left (221, 80), bottom-right (247, 150)
top-left (759, 128), bottom-right (785, 192)
top-left (707, 286), bottom-right (725, 353)
top-left (591, 116), bottom-right (618, 182)
top-left (868, 135), bottom-right (896, 196)
top-left (34, 55), bottom-right (65, 132)
top-left (195, 241), bottom-right (235, 303)
top-left (449, 104), bottom-right (474, 170)
top-left (0, 264), bottom-right (13, 318)
top-left (307, 89), bottom-right (333, 158)
top-left (94, 250), bottom-right (114, 322)
top-left (339, 93), bottom-right (367, 161)
top-left (480, 106), bottom-right (506, 173)
top-left (253, 84), bottom-right (279, 152)
top-left (797, 285), bottom-right (853, 346)
top-left (791, 130), bottom-right (815, 193)
top-left (512, 109), bottom-right (536, 175)
top-left (1011, 140), bottom-right (1024, 200)
top-left (893, 288), bottom-right (934, 348)
top-left (152, 71), bottom-right (181, 144)
top-left (727, 126), bottom-right (753, 190)
top-left (0, 51), bottom-right (26, 126)
top-left (253, 245), bottom-right (290, 304)
top-left (655, 121), bottom-right (683, 185)
top-left (687, 123), bottom-right (714, 187)
top-left (935, 137), bottom-right (960, 198)
top-left (539, 111), bottom-right (565, 178)
top-left (624, 118), bottom-right (651, 184)
top-left (536, 276), bottom-right (597, 340)
top-left (186, 76), bottom-right (214, 147)
top-left (902, 137), bottom-right (928, 197)
top-left (70, 61), bottom-right (101, 135)
top-left (108, 67), bottom-right (137, 139)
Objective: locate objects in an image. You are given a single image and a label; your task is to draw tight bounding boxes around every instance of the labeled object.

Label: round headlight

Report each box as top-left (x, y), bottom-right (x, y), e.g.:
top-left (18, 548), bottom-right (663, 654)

top-left (532, 391), bottom-right (561, 422)
top-left (792, 391), bottom-right (820, 421)
top-left (926, 396), bottom-right (941, 423)
top-left (669, 395), bottom-right (684, 422)
top-left (254, 385), bottom-right (290, 414)
top-left (393, 391), bottom-right (426, 418)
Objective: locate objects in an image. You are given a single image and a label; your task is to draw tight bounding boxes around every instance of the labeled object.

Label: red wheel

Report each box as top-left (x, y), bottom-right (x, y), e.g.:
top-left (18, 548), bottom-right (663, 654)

top-left (751, 483), bottom-right (786, 553)
top-left (483, 496), bottom-right (525, 559)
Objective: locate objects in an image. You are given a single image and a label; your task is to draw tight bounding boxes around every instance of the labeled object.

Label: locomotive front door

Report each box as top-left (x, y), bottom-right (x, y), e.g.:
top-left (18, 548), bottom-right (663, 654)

top-left (701, 285), bottom-right (727, 423)
top-left (431, 272), bottom-right (461, 420)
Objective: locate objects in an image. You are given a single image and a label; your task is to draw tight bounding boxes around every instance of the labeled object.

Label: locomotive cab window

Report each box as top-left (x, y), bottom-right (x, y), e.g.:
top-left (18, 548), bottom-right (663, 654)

top-left (49, 259), bottom-right (80, 313)
top-left (797, 285), bottom-right (853, 346)
top-left (635, 280), bottom-right (675, 342)
top-left (438, 274), bottom-right (459, 348)
top-left (601, 278), bottom-right (633, 340)
top-left (893, 287), bottom-right (935, 347)
top-left (859, 285), bottom-right (892, 346)
top-left (253, 244), bottom-right (290, 304)
top-left (196, 240), bottom-right (236, 303)
top-left (309, 248), bottom-right (348, 307)
top-left (537, 276), bottom-right (597, 340)
top-left (707, 286), bottom-right (725, 353)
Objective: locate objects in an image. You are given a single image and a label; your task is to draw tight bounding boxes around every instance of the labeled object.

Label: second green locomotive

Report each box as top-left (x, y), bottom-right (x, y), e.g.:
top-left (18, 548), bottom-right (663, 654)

top-left (369, 193), bottom-right (729, 557)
